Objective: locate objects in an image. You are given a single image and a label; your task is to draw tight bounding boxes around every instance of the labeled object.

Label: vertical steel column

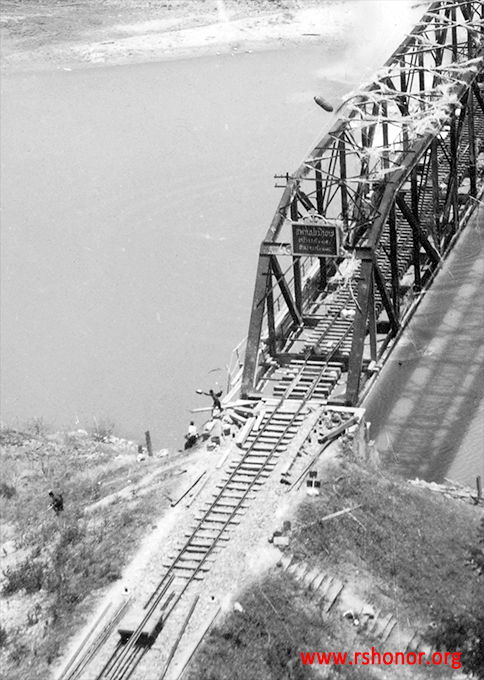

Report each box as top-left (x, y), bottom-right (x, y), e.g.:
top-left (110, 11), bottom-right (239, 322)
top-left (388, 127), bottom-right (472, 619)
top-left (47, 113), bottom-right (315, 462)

top-left (338, 137), bottom-right (349, 229)
top-left (381, 101), bottom-right (389, 171)
top-left (447, 4), bottom-right (459, 244)
top-left (368, 273), bottom-right (377, 362)
top-left (400, 57), bottom-right (409, 151)
top-left (451, 5), bottom-right (458, 62)
top-left (411, 170), bottom-right (421, 290)
top-left (467, 51), bottom-right (477, 197)
top-left (241, 254), bottom-right (270, 397)
top-left (315, 160), bottom-right (327, 290)
top-left (291, 197), bottom-right (302, 313)
top-left (431, 138), bottom-right (441, 251)
top-left (345, 251), bottom-right (374, 405)
top-left (266, 261), bottom-right (277, 357)
top-left (418, 49), bottom-right (425, 104)
top-left (448, 107), bottom-right (459, 243)
top-left (389, 204), bottom-right (400, 318)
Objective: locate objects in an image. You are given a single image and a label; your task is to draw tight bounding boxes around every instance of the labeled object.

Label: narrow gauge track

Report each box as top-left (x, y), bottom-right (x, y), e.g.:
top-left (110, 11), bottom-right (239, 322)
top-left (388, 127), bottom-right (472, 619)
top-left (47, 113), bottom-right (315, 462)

top-left (85, 353), bottom-right (343, 680)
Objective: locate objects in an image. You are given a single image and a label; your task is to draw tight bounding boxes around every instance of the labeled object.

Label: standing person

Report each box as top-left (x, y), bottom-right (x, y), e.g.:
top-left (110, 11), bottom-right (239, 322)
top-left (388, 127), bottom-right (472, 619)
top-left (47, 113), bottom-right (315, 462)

top-left (184, 421), bottom-right (198, 450)
top-left (48, 490), bottom-right (64, 514)
top-left (196, 387), bottom-right (223, 415)
top-left (206, 389), bottom-right (223, 410)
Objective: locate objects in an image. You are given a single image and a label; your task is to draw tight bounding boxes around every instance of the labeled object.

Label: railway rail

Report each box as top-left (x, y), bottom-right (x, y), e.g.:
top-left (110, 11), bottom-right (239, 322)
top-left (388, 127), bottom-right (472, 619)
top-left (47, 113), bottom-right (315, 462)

top-left (58, 3), bottom-right (484, 679)
top-left (81, 354), bottom-right (349, 680)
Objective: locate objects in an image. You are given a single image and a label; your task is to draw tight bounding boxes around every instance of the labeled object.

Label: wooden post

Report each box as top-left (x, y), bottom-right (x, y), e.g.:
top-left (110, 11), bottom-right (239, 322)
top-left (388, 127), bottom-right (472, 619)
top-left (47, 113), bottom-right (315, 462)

top-left (477, 476), bottom-right (482, 501)
top-left (145, 431), bottom-right (153, 456)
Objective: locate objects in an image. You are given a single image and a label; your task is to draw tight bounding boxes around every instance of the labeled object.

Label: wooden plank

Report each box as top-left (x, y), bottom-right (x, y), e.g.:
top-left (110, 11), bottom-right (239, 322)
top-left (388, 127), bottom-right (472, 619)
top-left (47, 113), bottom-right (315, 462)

top-left (321, 505), bottom-right (361, 522)
top-left (235, 417), bottom-right (256, 448)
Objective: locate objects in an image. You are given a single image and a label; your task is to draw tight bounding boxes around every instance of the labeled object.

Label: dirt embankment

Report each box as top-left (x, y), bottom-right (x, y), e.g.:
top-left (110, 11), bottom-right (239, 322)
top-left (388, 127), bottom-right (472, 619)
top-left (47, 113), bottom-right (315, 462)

top-left (0, 0), bottom-right (335, 72)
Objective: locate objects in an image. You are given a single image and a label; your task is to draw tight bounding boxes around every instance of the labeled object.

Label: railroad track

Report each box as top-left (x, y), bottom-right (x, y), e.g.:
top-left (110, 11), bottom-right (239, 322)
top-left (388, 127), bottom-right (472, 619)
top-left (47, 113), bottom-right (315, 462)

top-left (62, 42), bottom-right (484, 680)
top-left (70, 354), bottom-right (343, 680)
top-left (264, 112), bottom-right (484, 399)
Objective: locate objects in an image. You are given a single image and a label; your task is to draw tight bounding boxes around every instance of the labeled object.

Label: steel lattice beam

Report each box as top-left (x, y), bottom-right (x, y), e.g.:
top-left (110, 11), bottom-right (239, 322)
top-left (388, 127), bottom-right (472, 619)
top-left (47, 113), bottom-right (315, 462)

top-left (241, 0), bottom-right (484, 401)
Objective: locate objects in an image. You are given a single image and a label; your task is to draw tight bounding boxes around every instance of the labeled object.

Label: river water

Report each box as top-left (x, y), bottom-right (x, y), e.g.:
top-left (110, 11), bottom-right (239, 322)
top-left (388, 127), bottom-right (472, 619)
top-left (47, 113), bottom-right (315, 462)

top-left (1, 3), bottom-right (417, 450)
top-left (4, 1), bottom-right (475, 467)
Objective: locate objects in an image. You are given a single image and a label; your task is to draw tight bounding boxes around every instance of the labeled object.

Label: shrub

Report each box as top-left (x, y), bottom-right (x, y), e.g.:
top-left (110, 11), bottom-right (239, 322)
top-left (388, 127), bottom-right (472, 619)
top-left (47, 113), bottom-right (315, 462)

top-left (2, 560), bottom-right (45, 596)
top-left (0, 482), bottom-right (16, 499)
top-left (91, 419), bottom-right (115, 443)
top-left (467, 516), bottom-right (484, 575)
top-left (427, 519), bottom-right (484, 679)
top-left (25, 417), bottom-right (48, 437)
top-left (428, 611), bottom-right (484, 679)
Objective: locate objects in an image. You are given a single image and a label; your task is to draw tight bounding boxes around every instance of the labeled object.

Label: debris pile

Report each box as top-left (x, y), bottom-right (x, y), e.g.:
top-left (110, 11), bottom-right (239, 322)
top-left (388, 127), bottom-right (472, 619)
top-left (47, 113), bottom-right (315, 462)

top-left (409, 478), bottom-right (483, 505)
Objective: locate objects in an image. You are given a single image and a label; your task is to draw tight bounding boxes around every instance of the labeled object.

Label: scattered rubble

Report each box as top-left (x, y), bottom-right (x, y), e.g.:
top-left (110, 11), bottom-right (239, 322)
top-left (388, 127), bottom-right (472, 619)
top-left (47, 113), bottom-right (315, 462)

top-left (409, 478), bottom-right (483, 505)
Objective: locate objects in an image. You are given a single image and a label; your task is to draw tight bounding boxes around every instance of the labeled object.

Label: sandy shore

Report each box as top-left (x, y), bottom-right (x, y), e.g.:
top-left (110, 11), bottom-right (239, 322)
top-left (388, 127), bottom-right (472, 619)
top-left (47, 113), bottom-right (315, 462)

top-left (0, 0), bottom-right (339, 72)
top-left (0, 0), bottom-right (427, 73)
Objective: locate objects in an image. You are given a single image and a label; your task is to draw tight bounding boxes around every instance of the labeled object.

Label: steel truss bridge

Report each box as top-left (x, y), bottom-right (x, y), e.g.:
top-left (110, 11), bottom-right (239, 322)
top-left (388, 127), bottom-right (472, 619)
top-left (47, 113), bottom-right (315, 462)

top-left (240, 0), bottom-right (484, 407)
top-left (58, 4), bottom-right (484, 680)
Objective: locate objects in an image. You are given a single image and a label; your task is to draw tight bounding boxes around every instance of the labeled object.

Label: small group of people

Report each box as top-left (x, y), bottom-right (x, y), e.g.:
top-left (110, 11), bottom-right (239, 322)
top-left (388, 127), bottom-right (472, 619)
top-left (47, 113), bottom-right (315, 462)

top-left (184, 387), bottom-right (224, 449)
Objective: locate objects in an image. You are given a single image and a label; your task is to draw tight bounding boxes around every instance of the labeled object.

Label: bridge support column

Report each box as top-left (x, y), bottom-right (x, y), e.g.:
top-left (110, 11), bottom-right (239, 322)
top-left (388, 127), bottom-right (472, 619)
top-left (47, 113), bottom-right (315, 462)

top-left (345, 249), bottom-right (374, 406)
top-left (241, 254), bottom-right (270, 398)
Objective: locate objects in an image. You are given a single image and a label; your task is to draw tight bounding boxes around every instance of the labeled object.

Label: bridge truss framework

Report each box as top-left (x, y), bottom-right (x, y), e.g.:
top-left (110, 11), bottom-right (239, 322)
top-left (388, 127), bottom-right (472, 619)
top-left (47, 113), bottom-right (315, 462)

top-left (240, 0), bottom-right (484, 406)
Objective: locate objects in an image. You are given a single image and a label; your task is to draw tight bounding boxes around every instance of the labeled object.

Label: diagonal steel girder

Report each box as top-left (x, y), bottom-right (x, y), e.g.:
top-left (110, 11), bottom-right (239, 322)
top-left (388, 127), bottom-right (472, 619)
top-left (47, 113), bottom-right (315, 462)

top-left (241, 0), bottom-right (484, 399)
top-left (345, 49), bottom-right (484, 404)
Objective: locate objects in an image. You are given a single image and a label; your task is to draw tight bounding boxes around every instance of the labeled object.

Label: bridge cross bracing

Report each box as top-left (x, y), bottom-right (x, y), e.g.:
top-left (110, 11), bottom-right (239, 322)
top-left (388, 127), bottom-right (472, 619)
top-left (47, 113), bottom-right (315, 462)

top-left (239, 0), bottom-right (484, 407)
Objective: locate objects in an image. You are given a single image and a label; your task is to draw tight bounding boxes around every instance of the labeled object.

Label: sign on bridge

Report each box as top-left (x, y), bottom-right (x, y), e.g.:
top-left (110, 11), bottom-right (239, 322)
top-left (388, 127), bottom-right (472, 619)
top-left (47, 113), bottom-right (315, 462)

top-left (292, 219), bottom-right (341, 257)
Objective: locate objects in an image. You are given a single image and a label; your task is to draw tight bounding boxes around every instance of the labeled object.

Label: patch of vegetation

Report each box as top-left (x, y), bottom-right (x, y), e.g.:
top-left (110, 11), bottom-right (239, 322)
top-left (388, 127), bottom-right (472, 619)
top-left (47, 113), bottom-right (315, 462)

top-left (426, 518), bottom-right (484, 679)
top-left (0, 481), bottom-right (16, 499)
top-left (2, 560), bottom-right (45, 596)
top-left (293, 462), bottom-right (479, 619)
top-left (188, 575), bottom-right (391, 680)
top-left (0, 425), bottom-right (170, 680)
top-left (188, 462), bottom-right (480, 680)
top-left (25, 416), bottom-right (50, 437)
top-left (90, 418), bottom-right (115, 443)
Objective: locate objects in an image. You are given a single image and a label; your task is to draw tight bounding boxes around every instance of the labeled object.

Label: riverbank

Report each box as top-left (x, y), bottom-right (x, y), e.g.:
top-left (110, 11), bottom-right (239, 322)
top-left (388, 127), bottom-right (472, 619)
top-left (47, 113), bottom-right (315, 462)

top-left (2, 419), bottom-right (481, 679)
top-left (0, 421), bottom-right (213, 679)
top-left (0, 0), bottom-right (427, 72)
